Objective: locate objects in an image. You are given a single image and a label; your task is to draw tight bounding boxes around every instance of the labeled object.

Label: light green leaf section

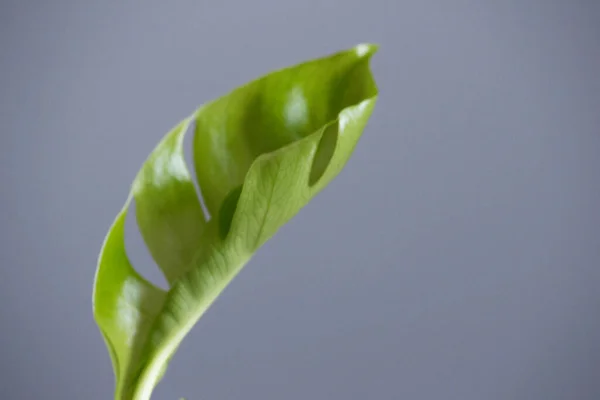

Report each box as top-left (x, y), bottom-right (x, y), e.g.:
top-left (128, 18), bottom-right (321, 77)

top-left (93, 43), bottom-right (379, 400)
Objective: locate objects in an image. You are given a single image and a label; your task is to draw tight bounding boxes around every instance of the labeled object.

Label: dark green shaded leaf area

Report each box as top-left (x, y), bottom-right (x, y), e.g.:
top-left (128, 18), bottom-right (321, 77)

top-left (93, 43), bottom-right (379, 400)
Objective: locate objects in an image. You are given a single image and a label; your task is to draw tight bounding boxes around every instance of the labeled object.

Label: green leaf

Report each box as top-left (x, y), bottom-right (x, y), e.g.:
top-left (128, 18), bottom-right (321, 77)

top-left (93, 43), bottom-right (379, 400)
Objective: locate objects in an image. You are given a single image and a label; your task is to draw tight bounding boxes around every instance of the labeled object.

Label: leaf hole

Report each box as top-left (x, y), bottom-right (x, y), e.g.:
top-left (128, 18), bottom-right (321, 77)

top-left (309, 122), bottom-right (339, 187)
top-left (124, 200), bottom-right (169, 290)
top-left (183, 117), bottom-right (211, 221)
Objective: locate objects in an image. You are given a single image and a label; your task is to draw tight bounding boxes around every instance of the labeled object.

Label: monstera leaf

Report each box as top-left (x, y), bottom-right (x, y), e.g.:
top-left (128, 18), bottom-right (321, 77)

top-left (93, 43), bottom-right (379, 400)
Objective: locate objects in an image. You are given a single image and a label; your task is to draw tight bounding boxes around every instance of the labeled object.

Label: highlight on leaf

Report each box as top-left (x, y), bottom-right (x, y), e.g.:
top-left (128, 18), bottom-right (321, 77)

top-left (93, 43), bottom-right (379, 400)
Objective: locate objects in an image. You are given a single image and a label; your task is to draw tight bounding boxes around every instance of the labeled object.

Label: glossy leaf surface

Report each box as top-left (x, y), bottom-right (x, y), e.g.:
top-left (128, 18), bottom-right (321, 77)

top-left (93, 43), bottom-right (379, 400)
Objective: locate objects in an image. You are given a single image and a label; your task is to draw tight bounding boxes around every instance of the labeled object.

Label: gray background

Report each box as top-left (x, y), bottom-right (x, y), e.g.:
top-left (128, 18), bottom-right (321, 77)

top-left (1, 1), bottom-right (599, 399)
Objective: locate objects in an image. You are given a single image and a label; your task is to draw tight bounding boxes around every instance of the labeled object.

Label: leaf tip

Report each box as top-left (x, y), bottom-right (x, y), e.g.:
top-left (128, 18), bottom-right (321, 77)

top-left (353, 43), bottom-right (379, 59)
